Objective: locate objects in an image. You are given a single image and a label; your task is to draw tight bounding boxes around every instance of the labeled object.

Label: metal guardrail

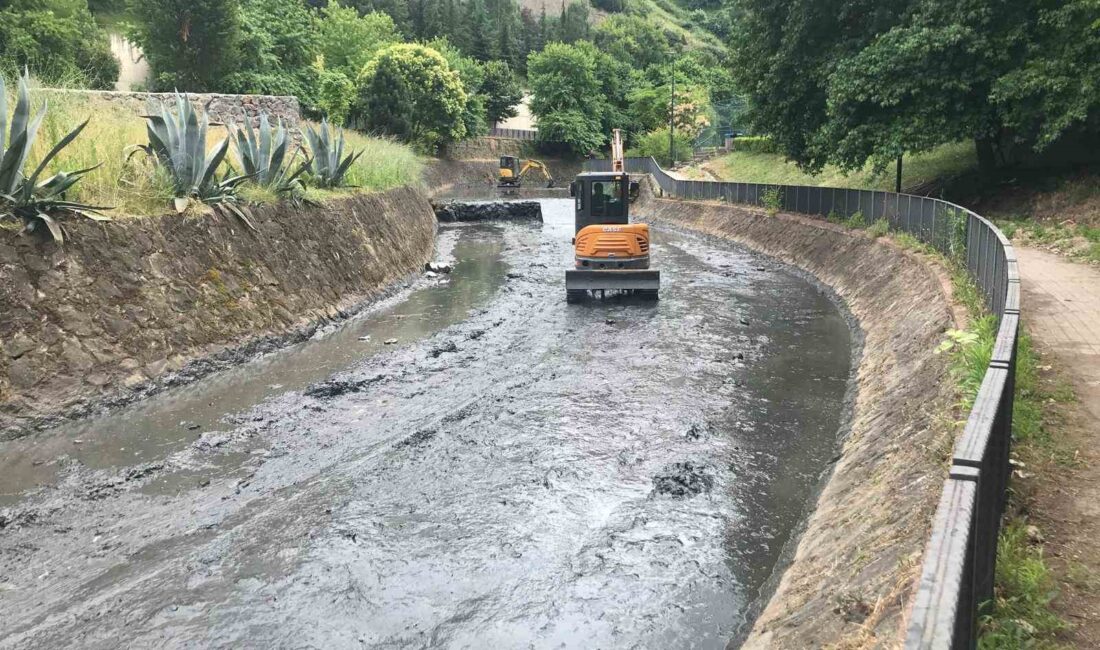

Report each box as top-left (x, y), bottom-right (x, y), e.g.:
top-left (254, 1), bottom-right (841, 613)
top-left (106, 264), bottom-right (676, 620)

top-left (586, 156), bottom-right (1020, 649)
top-left (489, 127), bottom-right (538, 140)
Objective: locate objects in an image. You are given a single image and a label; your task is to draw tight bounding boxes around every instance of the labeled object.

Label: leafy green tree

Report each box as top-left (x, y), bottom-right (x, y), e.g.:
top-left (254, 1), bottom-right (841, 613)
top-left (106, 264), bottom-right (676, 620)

top-left (558, 1), bottom-right (589, 43)
top-left (0, 0), bottom-right (118, 88)
top-left (223, 0), bottom-right (319, 99)
top-left (528, 41), bottom-right (606, 154)
top-left (357, 43), bottom-right (467, 148)
top-left (315, 66), bottom-right (356, 124)
top-left (593, 14), bottom-right (672, 70)
top-left (317, 3), bottom-right (399, 76)
top-left (625, 128), bottom-right (693, 166)
top-left (128, 0), bottom-right (242, 91)
top-left (730, 0), bottom-right (1100, 174)
top-left (993, 0), bottom-right (1100, 150)
top-left (628, 82), bottom-right (710, 135)
top-left (480, 60), bottom-right (522, 125)
top-left (426, 37), bottom-right (488, 138)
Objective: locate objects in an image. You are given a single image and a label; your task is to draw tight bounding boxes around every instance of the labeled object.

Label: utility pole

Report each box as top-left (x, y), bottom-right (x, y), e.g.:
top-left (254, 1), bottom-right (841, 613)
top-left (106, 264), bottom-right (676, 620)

top-left (669, 73), bottom-right (676, 165)
top-left (896, 155), bottom-right (903, 193)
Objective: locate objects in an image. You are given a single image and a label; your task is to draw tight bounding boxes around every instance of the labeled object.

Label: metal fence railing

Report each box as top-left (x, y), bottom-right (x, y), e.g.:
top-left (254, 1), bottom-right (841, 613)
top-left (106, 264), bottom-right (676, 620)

top-left (489, 127), bottom-right (538, 140)
top-left (585, 157), bottom-right (1020, 649)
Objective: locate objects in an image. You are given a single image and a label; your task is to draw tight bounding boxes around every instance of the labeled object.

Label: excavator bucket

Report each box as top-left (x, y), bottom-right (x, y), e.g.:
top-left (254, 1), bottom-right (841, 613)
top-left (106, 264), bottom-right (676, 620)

top-left (565, 269), bottom-right (660, 292)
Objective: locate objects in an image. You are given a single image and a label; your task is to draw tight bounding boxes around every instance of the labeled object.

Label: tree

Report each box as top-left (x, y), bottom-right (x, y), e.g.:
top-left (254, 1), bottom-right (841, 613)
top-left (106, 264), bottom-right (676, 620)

top-left (356, 43), bottom-right (467, 148)
top-left (593, 14), bottom-right (672, 71)
top-left (729, 0), bottom-right (1100, 175)
top-left (426, 37), bottom-right (488, 138)
top-left (222, 0), bottom-right (319, 99)
top-left (528, 41), bottom-right (606, 154)
top-left (316, 3), bottom-right (400, 77)
top-left (128, 0), bottom-right (241, 91)
top-left (0, 0), bottom-right (118, 88)
top-left (480, 60), bottom-right (522, 125)
top-left (993, 0), bottom-right (1100, 151)
top-left (558, 1), bottom-right (589, 43)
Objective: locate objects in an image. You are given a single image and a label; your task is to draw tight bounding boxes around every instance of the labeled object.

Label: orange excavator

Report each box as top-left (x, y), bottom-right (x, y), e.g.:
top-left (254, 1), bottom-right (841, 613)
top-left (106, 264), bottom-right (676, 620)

top-left (565, 130), bottom-right (659, 303)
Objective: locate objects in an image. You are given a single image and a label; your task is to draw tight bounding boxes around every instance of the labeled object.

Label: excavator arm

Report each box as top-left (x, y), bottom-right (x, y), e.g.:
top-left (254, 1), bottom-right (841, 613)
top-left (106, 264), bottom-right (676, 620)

top-left (519, 160), bottom-right (556, 188)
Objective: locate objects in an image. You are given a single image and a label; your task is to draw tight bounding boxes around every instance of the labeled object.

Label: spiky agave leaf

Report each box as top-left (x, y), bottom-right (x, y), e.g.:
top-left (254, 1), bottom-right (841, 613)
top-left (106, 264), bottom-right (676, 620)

top-left (135, 92), bottom-right (245, 210)
top-left (305, 119), bottom-right (360, 188)
top-left (0, 69), bottom-right (110, 243)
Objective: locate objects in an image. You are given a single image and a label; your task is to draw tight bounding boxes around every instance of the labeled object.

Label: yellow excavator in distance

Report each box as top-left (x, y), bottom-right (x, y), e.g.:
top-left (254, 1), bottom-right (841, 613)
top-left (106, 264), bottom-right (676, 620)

top-left (498, 156), bottom-right (556, 189)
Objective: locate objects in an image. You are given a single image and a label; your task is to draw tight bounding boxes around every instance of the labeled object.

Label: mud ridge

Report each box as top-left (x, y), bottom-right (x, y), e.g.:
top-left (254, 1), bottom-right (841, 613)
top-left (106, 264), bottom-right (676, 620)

top-left (634, 180), bottom-right (958, 648)
top-left (432, 200), bottom-right (544, 223)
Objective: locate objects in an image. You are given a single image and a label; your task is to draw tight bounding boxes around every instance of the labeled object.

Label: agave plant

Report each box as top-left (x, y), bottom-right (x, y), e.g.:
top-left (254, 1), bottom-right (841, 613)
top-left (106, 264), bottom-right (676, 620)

top-left (133, 93), bottom-right (252, 220)
top-left (230, 112), bottom-right (309, 195)
top-left (304, 119), bottom-right (362, 188)
top-left (0, 70), bottom-right (108, 243)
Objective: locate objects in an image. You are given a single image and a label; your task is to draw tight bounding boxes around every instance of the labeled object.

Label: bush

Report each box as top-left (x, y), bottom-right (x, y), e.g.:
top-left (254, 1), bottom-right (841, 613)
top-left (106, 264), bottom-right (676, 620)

top-left (315, 67), bottom-right (355, 126)
top-left (732, 136), bottom-right (779, 154)
top-left (625, 128), bottom-right (693, 166)
top-left (0, 0), bottom-right (119, 89)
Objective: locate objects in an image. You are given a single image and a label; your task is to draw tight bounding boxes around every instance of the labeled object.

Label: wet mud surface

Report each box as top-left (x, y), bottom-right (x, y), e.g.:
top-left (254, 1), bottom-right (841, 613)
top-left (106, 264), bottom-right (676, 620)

top-left (0, 200), bottom-right (851, 648)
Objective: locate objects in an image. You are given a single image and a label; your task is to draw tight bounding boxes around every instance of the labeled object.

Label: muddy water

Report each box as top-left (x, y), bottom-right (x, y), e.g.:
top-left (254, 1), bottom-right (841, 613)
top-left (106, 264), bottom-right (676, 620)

top-left (0, 200), bottom-right (851, 649)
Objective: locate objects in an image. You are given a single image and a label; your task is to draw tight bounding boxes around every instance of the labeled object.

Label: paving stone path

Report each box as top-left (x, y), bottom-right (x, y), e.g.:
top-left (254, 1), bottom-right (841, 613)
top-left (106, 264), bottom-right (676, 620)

top-left (1017, 246), bottom-right (1100, 646)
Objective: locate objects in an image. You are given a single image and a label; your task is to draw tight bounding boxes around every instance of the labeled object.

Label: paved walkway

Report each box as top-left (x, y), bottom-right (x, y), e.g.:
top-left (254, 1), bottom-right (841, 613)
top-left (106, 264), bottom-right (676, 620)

top-left (1017, 247), bottom-right (1100, 646)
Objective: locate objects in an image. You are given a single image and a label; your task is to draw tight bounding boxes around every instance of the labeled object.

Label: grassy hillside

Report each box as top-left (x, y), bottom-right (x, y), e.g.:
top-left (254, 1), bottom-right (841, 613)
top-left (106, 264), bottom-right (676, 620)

top-left (683, 141), bottom-right (978, 192)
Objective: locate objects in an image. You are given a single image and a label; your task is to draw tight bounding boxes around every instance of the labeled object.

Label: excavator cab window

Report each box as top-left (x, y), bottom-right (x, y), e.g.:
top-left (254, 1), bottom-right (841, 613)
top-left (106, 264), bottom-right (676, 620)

top-left (590, 178), bottom-right (626, 219)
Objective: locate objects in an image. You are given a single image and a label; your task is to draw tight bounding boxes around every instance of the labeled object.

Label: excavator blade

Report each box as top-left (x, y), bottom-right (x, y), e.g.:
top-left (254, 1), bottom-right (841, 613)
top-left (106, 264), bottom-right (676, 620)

top-left (565, 269), bottom-right (660, 292)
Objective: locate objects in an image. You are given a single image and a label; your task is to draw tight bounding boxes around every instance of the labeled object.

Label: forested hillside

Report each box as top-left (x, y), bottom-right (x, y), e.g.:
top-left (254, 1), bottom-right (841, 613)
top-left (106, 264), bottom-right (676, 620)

top-left (0, 0), bottom-right (735, 155)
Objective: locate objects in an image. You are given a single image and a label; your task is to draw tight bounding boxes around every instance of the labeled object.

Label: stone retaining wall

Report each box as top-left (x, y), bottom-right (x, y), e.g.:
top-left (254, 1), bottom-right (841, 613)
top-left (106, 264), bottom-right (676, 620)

top-left (0, 187), bottom-right (435, 438)
top-left (635, 182), bottom-right (958, 648)
top-left (40, 89), bottom-right (301, 129)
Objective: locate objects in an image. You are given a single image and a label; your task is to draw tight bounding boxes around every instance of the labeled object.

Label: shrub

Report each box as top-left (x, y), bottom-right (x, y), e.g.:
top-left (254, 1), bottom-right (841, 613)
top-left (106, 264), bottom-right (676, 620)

top-left (0, 0), bottom-right (118, 89)
top-left (304, 119), bottom-right (362, 188)
top-left (760, 185), bottom-right (783, 215)
top-left (732, 136), bottom-right (779, 154)
top-left (314, 67), bottom-right (356, 126)
top-left (229, 112), bottom-right (308, 196)
top-left (0, 69), bottom-right (108, 242)
top-left (625, 128), bottom-right (693, 166)
top-left (133, 94), bottom-right (251, 215)
top-left (844, 210), bottom-right (865, 229)
top-left (867, 218), bottom-right (889, 238)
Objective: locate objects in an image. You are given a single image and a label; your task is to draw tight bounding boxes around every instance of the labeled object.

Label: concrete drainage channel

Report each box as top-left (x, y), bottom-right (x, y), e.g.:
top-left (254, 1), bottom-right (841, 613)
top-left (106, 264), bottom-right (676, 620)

top-left (1, 196), bottom-right (858, 648)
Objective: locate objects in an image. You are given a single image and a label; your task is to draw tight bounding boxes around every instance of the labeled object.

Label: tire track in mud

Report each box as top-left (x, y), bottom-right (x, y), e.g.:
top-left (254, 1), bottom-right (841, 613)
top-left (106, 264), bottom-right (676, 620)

top-left (0, 200), bottom-right (851, 649)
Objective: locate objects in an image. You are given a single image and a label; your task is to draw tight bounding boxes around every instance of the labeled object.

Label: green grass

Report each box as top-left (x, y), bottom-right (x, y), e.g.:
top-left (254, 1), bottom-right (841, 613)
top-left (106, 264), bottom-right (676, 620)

top-left (996, 218), bottom-right (1100, 265)
top-left (21, 87), bottom-right (422, 217)
top-left (980, 521), bottom-right (1069, 649)
top-left (699, 141), bottom-right (978, 192)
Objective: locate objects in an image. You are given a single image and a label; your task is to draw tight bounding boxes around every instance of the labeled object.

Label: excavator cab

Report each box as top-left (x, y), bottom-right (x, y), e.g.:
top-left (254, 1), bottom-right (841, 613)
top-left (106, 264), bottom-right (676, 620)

top-left (565, 171), bottom-right (660, 303)
top-left (498, 156), bottom-right (521, 187)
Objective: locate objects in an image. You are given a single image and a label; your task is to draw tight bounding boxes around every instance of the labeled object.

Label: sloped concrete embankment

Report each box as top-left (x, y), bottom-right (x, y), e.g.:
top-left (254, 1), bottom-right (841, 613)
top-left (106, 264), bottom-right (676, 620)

top-left (636, 188), bottom-right (957, 647)
top-left (0, 187), bottom-right (436, 439)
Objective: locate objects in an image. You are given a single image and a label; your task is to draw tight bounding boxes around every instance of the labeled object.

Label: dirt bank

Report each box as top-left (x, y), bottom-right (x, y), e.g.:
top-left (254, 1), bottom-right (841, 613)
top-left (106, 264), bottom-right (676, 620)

top-left (635, 184), bottom-right (957, 647)
top-left (0, 187), bottom-right (436, 439)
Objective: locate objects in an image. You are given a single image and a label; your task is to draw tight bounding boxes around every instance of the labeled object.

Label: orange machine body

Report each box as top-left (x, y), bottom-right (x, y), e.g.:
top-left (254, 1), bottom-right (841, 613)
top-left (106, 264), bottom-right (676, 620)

top-left (573, 223), bottom-right (651, 270)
